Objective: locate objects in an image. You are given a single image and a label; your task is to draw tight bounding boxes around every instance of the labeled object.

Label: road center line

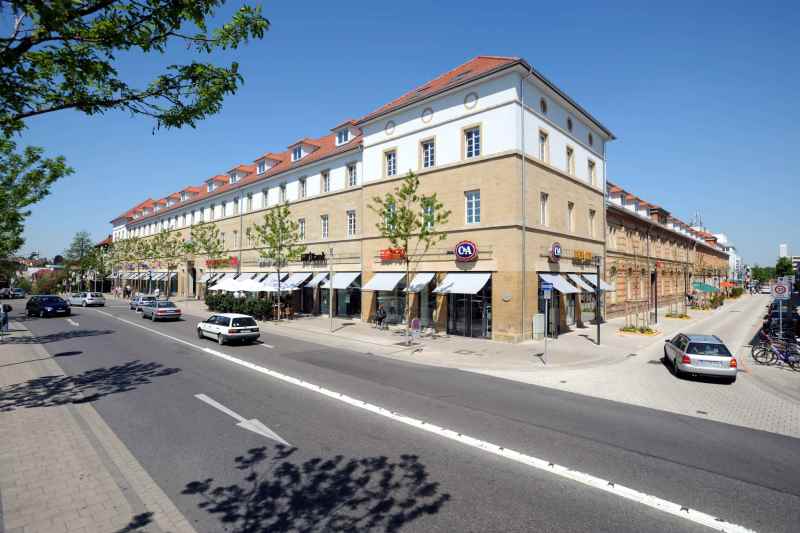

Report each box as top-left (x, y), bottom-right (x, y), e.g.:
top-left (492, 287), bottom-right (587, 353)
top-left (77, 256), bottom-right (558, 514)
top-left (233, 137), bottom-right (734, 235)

top-left (260, 343), bottom-right (275, 349)
top-left (90, 307), bottom-right (755, 533)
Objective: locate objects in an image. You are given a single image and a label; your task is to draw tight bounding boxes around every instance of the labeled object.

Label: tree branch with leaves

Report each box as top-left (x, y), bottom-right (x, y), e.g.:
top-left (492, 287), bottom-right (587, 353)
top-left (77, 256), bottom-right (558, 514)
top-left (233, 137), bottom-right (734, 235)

top-left (149, 228), bottom-right (186, 298)
top-left (369, 171), bottom-right (450, 342)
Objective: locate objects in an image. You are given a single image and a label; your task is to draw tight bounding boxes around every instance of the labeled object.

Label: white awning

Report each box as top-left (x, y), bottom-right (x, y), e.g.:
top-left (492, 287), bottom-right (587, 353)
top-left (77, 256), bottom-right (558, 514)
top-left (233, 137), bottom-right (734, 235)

top-left (583, 274), bottom-right (615, 291)
top-left (283, 272), bottom-right (312, 288)
top-left (568, 274), bottom-right (595, 292)
top-left (151, 272), bottom-right (166, 281)
top-left (539, 273), bottom-right (578, 294)
top-left (433, 272), bottom-right (491, 295)
top-left (199, 272), bottom-right (215, 283)
top-left (259, 273), bottom-right (288, 286)
top-left (129, 273), bottom-right (142, 280)
top-left (362, 272), bottom-right (405, 291)
top-left (306, 273), bottom-right (328, 288)
top-left (321, 272), bottom-right (361, 290)
top-left (216, 272), bottom-right (238, 282)
top-left (405, 272), bottom-right (435, 293)
top-left (238, 272), bottom-right (258, 280)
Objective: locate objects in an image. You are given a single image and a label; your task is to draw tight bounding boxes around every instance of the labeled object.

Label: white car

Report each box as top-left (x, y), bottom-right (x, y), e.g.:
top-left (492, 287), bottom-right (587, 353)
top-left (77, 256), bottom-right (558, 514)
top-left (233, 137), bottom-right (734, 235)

top-left (67, 292), bottom-right (106, 307)
top-left (197, 313), bottom-right (260, 345)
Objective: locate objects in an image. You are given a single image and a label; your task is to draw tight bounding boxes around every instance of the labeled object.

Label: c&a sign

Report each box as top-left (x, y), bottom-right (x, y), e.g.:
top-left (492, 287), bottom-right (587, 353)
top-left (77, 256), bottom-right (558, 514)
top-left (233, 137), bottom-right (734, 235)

top-left (206, 256), bottom-right (238, 268)
top-left (454, 240), bottom-right (478, 262)
top-left (379, 248), bottom-right (405, 261)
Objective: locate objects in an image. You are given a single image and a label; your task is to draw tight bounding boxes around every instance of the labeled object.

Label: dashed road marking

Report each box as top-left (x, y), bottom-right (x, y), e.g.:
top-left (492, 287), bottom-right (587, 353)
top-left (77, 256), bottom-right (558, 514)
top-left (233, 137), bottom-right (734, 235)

top-left (260, 343), bottom-right (275, 349)
top-left (66, 318), bottom-right (79, 326)
top-left (89, 307), bottom-right (756, 533)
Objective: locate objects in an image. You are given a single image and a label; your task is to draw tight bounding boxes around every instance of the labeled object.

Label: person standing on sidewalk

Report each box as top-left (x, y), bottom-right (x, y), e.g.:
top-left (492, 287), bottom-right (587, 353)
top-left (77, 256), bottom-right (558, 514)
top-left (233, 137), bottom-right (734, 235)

top-left (0, 303), bottom-right (10, 340)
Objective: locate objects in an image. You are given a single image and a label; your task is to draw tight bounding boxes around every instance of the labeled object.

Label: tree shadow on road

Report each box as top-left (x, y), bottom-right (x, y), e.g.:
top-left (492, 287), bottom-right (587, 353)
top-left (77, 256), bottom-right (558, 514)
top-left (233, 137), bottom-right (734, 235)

top-left (0, 360), bottom-right (181, 411)
top-left (114, 512), bottom-right (153, 533)
top-left (0, 329), bottom-right (114, 344)
top-left (183, 445), bottom-right (450, 532)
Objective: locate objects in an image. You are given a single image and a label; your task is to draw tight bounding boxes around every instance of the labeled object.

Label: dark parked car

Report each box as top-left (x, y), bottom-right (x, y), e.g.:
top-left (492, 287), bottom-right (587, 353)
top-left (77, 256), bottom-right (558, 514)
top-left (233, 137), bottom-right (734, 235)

top-left (10, 288), bottom-right (25, 299)
top-left (26, 295), bottom-right (71, 317)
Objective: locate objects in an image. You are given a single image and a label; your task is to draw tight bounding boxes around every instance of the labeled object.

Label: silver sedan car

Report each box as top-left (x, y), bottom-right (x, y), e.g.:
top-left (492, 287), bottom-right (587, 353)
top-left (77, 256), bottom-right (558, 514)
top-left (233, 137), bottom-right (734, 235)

top-left (67, 292), bottom-right (106, 307)
top-left (664, 333), bottom-right (737, 383)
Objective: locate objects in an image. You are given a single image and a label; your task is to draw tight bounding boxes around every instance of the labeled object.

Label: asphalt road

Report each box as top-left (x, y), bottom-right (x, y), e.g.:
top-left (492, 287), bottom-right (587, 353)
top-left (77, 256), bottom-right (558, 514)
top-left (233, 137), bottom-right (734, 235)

top-left (7, 299), bottom-right (799, 533)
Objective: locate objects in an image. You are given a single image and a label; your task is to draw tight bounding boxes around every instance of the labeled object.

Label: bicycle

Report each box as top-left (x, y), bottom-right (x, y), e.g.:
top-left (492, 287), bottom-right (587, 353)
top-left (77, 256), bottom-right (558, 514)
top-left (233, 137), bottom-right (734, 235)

top-left (752, 337), bottom-right (800, 369)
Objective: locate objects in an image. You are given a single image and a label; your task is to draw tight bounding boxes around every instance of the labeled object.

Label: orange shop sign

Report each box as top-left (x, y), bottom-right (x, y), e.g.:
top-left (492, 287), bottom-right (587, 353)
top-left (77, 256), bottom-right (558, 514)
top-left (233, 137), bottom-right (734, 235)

top-left (379, 248), bottom-right (405, 261)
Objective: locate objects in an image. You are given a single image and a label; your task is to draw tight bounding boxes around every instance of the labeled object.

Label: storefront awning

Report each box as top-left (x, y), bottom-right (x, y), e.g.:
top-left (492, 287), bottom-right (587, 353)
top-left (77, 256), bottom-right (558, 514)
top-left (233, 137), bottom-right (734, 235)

top-left (215, 272), bottom-right (238, 282)
top-left (433, 272), bottom-right (491, 295)
top-left (568, 274), bottom-right (595, 292)
top-left (238, 272), bottom-right (258, 280)
top-left (151, 272), bottom-right (166, 281)
top-left (129, 272), bottom-right (142, 280)
top-left (362, 272), bottom-right (405, 291)
top-left (583, 274), bottom-right (615, 291)
top-left (283, 272), bottom-right (312, 288)
top-left (306, 273), bottom-right (328, 288)
top-left (199, 272), bottom-right (215, 283)
top-left (692, 282), bottom-right (718, 293)
top-left (321, 272), bottom-right (361, 290)
top-left (406, 272), bottom-right (435, 293)
top-left (539, 273), bottom-right (579, 294)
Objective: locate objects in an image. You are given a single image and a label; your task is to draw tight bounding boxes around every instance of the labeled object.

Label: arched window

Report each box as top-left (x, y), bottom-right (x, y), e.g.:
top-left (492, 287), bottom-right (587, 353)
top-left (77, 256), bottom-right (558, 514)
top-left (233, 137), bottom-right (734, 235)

top-left (539, 97), bottom-right (547, 114)
top-left (567, 117), bottom-right (573, 131)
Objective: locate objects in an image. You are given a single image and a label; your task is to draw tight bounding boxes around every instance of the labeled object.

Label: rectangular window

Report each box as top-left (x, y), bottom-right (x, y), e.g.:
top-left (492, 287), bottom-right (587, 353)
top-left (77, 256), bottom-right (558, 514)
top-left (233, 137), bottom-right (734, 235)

top-left (588, 160), bottom-right (597, 186)
top-left (322, 171), bottom-right (330, 193)
top-left (209, 204), bottom-right (215, 220)
top-left (540, 192), bottom-right (549, 226)
top-left (299, 178), bottom-right (307, 198)
top-left (257, 161), bottom-right (266, 174)
top-left (298, 218), bottom-right (305, 240)
top-left (538, 131), bottom-right (549, 162)
top-left (567, 202), bottom-right (575, 232)
top-left (233, 197), bottom-right (239, 215)
top-left (262, 189), bottom-right (268, 208)
top-left (589, 209), bottom-right (596, 238)
top-left (220, 232), bottom-right (226, 249)
top-left (347, 210), bottom-right (357, 237)
top-left (246, 232), bottom-right (252, 249)
top-left (321, 215), bottom-right (329, 239)
top-left (232, 230), bottom-right (239, 249)
top-left (246, 194), bottom-right (252, 212)
top-left (465, 127), bottom-right (481, 158)
top-left (422, 140), bottom-right (435, 168)
top-left (279, 184), bottom-right (287, 203)
top-left (465, 190), bottom-right (481, 224)
top-left (337, 129), bottom-right (349, 144)
top-left (292, 146), bottom-right (302, 161)
top-left (347, 164), bottom-right (357, 186)
top-left (385, 150), bottom-right (397, 177)
top-left (566, 147), bottom-right (575, 176)
top-left (423, 204), bottom-right (434, 230)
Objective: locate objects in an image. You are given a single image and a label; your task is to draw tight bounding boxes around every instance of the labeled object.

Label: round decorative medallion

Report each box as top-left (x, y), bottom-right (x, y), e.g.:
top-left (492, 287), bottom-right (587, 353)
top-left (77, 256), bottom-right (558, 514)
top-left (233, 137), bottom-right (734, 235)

top-left (421, 107), bottom-right (433, 123)
top-left (385, 120), bottom-right (396, 135)
top-left (464, 92), bottom-right (479, 109)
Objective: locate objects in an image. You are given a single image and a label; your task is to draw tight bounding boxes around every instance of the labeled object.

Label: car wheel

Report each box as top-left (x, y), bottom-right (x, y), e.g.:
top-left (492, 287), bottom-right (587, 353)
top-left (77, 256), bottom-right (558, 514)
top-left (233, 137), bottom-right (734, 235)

top-left (672, 356), bottom-right (683, 378)
top-left (217, 333), bottom-right (225, 346)
top-left (197, 328), bottom-right (204, 339)
top-left (726, 376), bottom-right (737, 384)
top-left (82, 301), bottom-right (86, 307)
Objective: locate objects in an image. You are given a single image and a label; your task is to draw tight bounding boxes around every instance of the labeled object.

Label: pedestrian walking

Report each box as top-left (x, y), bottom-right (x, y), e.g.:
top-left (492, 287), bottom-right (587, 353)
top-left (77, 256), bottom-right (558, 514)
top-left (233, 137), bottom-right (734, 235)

top-left (154, 287), bottom-right (160, 299)
top-left (0, 303), bottom-right (11, 340)
top-left (375, 304), bottom-right (387, 330)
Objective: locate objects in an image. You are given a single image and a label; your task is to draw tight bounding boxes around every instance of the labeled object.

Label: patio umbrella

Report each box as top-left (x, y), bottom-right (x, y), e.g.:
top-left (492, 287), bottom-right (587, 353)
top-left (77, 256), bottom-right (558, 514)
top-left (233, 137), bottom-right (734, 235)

top-left (237, 278), bottom-right (264, 293)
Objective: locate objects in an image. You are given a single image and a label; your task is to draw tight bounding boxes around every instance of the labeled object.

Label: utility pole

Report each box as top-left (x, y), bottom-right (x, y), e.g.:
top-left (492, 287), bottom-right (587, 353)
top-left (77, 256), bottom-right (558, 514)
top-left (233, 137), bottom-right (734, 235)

top-left (329, 246), bottom-right (334, 333)
top-left (595, 256), bottom-right (601, 346)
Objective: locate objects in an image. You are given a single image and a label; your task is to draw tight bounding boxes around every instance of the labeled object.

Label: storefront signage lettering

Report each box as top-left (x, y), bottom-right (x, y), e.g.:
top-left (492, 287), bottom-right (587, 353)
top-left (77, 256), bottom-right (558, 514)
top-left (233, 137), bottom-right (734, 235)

top-left (379, 248), bottom-right (405, 261)
top-left (573, 249), bottom-right (593, 264)
top-left (455, 240), bottom-right (478, 262)
top-left (206, 256), bottom-right (238, 268)
top-left (301, 252), bottom-right (327, 264)
top-left (549, 242), bottom-right (562, 263)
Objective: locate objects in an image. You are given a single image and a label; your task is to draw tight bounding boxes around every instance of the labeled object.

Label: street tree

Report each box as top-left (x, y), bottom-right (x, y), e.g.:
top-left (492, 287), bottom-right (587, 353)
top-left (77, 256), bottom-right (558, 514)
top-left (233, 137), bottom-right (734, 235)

top-left (0, 1), bottom-right (269, 256)
top-left (150, 229), bottom-right (186, 299)
top-left (0, 139), bottom-right (72, 259)
top-left (369, 171), bottom-right (450, 342)
top-left (86, 246), bottom-right (112, 292)
top-left (247, 203), bottom-right (306, 318)
top-left (186, 222), bottom-right (224, 293)
top-left (64, 230), bottom-right (94, 290)
top-left (775, 257), bottom-right (793, 278)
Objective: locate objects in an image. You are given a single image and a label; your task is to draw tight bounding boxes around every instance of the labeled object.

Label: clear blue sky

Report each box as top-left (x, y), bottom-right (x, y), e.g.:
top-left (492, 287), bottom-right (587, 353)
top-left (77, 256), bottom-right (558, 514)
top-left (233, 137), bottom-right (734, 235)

top-left (19, 0), bottom-right (799, 266)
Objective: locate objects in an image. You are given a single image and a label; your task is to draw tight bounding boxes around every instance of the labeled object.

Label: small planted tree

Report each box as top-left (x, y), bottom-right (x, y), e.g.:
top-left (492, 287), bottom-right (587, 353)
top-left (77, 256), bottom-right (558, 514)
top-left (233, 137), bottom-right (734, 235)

top-left (186, 222), bottom-right (224, 295)
top-left (64, 230), bottom-right (94, 290)
top-left (150, 229), bottom-right (186, 298)
top-left (87, 246), bottom-right (112, 292)
top-left (247, 203), bottom-right (306, 319)
top-left (369, 171), bottom-right (450, 343)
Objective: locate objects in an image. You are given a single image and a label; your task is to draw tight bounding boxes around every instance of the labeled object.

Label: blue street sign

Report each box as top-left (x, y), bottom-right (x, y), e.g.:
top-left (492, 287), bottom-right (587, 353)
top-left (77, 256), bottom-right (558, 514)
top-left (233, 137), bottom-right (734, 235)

top-left (541, 281), bottom-right (553, 290)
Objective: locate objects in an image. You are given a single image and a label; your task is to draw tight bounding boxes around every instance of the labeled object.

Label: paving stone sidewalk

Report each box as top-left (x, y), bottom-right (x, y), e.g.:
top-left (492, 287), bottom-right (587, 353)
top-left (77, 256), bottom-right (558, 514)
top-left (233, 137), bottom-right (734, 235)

top-left (0, 321), bottom-right (196, 533)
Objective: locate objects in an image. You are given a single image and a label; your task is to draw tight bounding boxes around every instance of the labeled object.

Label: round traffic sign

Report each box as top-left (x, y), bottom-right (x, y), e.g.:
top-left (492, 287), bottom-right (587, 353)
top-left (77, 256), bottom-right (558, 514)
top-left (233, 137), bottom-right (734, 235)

top-left (774, 284), bottom-right (788, 295)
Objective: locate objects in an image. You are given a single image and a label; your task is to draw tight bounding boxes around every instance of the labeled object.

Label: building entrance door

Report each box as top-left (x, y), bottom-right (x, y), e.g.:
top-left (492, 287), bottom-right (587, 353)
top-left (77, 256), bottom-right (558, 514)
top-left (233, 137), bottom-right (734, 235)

top-left (188, 264), bottom-right (196, 297)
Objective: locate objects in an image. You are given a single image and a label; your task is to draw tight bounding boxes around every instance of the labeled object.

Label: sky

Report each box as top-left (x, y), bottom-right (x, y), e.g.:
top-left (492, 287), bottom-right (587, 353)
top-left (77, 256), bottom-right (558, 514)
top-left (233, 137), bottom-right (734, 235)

top-left (17, 0), bottom-right (800, 266)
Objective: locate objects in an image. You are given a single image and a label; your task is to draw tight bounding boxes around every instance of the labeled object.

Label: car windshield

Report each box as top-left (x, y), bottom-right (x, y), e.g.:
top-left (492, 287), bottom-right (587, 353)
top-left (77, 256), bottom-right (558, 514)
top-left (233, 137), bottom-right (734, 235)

top-left (90, 293), bottom-right (103, 297)
top-left (232, 317), bottom-right (257, 327)
top-left (157, 302), bottom-right (176, 308)
top-left (41, 297), bottom-right (64, 304)
top-left (686, 342), bottom-right (732, 357)
top-left (143, 296), bottom-right (156, 301)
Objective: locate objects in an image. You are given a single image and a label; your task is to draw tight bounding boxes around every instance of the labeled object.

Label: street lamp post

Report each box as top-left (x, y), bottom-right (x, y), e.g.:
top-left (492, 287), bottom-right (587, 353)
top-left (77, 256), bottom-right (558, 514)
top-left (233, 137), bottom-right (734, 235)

top-left (328, 247), bottom-right (334, 333)
top-left (594, 256), bottom-right (601, 346)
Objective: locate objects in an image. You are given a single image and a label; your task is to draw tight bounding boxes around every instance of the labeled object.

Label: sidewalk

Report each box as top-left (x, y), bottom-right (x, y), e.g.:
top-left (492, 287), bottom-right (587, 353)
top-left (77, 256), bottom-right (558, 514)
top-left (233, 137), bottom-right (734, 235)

top-left (0, 321), bottom-right (196, 533)
top-left (166, 295), bottom-right (730, 374)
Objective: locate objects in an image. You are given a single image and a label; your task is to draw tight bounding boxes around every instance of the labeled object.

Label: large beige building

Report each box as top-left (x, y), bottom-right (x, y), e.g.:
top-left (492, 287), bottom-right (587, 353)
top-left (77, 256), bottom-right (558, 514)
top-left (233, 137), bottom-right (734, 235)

top-left (112, 55), bottom-right (618, 342)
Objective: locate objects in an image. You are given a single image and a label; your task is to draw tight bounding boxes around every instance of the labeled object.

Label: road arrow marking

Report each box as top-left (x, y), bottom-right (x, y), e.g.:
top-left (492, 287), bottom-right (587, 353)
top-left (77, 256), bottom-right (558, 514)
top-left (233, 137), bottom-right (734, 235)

top-left (194, 393), bottom-right (290, 446)
top-left (66, 318), bottom-right (79, 326)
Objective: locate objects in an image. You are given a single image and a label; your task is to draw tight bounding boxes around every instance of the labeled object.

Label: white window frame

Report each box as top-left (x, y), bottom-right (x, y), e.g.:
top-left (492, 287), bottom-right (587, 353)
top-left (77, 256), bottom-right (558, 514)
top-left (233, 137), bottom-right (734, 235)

top-left (567, 201), bottom-right (575, 233)
top-left (347, 164), bottom-right (357, 187)
top-left (298, 218), bottom-right (306, 240)
top-left (588, 160), bottom-right (597, 186)
top-left (322, 171), bottom-right (330, 193)
top-left (299, 178), bottom-right (307, 198)
top-left (465, 127), bottom-right (481, 158)
top-left (422, 140), bottom-right (435, 168)
top-left (337, 129), bottom-right (349, 145)
top-left (279, 184), bottom-right (287, 203)
top-left (257, 161), bottom-right (266, 174)
top-left (385, 150), bottom-right (397, 177)
top-left (465, 190), bottom-right (481, 224)
top-left (292, 146), bottom-right (302, 161)
top-left (321, 214), bottom-right (329, 239)
top-left (347, 210), bottom-right (357, 237)
top-left (566, 146), bottom-right (575, 176)
top-left (540, 192), bottom-right (549, 226)
top-left (589, 209), bottom-right (596, 238)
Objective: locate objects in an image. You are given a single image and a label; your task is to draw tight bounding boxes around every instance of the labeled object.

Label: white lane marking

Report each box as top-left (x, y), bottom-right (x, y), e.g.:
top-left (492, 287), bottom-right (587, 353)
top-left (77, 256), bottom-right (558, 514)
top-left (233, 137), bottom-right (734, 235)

top-left (66, 318), bottom-right (79, 326)
top-left (195, 393), bottom-right (290, 446)
top-left (95, 309), bottom-right (115, 318)
top-left (260, 343), bottom-right (275, 349)
top-left (91, 309), bottom-right (755, 533)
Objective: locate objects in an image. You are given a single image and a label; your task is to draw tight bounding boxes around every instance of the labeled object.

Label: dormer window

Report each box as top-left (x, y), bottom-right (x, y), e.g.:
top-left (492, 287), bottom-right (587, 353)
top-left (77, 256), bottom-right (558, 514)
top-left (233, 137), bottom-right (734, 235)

top-left (180, 192), bottom-right (187, 202)
top-left (257, 160), bottom-right (266, 174)
top-left (336, 129), bottom-right (350, 145)
top-left (229, 172), bottom-right (238, 183)
top-left (207, 182), bottom-right (215, 193)
top-left (292, 147), bottom-right (302, 161)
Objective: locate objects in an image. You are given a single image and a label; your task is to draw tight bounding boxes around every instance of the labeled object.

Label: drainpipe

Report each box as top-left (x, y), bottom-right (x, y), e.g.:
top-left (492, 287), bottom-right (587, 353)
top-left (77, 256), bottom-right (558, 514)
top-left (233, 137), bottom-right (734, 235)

top-left (520, 68), bottom-right (535, 341)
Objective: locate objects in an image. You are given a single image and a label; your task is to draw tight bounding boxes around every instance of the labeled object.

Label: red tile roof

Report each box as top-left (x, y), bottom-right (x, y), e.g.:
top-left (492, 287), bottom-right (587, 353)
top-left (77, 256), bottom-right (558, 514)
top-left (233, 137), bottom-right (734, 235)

top-left (357, 56), bottom-right (519, 125)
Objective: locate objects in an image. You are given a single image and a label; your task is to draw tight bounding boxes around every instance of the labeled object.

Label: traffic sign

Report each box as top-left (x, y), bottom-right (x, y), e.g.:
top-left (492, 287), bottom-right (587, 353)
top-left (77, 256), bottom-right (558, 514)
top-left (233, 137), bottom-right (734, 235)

top-left (773, 282), bottom-right (790, 300)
